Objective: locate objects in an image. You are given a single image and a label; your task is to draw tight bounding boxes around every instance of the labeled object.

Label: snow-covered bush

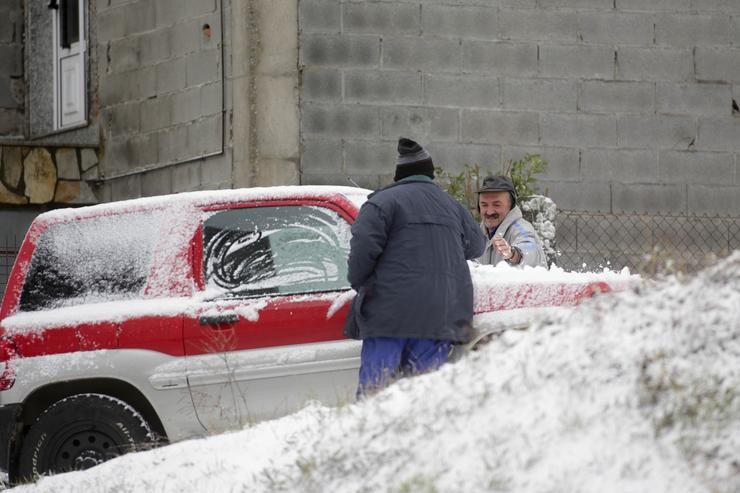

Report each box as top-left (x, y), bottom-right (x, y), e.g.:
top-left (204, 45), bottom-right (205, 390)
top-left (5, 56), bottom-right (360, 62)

top-left (520, 194), bottom-right (558, 265)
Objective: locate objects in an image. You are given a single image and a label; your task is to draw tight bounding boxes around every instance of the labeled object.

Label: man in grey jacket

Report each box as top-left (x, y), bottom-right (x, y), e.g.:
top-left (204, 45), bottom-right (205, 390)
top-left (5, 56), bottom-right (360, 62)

top-left (476, 175), bottom-right (547, 267)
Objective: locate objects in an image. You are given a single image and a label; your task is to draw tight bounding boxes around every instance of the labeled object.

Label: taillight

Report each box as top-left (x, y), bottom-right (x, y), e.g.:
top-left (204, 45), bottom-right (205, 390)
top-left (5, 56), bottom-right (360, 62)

top-left (0, 336), bottom-right (17, 391)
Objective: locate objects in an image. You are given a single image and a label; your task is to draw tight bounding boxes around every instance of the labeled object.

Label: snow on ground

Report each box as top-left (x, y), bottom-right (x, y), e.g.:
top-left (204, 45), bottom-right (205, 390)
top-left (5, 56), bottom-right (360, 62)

top-left (10, 252), bottom-right (740, 493)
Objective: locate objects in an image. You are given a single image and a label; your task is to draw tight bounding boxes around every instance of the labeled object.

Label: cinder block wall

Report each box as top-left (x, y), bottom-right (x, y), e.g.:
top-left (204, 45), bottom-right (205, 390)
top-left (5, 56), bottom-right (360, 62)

top-left (299, 0), bottom-right (740, 216)
top-left (0, 0), bottom-right (23, 137)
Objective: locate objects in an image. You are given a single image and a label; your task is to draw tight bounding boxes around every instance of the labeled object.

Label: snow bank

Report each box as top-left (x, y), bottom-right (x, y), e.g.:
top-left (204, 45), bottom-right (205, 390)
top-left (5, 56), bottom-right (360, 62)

top-left (12, 252), bottom-right (740, 493)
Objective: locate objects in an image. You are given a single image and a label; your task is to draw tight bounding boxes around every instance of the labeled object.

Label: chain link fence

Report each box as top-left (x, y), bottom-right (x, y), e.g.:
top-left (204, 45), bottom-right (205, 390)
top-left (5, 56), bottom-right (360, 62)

top-left (0, 235), bottom-right (22, 300)
top-left (553, 210), bottom-right (740, 274)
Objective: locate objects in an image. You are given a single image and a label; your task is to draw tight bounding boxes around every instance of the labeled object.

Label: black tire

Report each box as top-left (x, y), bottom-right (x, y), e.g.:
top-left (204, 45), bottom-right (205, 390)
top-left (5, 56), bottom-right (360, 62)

top-left (17, 393), bottom-right (155, 481)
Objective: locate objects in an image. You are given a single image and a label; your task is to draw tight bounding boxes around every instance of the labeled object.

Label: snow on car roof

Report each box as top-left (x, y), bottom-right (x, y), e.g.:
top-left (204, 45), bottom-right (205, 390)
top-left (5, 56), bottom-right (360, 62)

top-left (35, 185), bottom-right (373, 225)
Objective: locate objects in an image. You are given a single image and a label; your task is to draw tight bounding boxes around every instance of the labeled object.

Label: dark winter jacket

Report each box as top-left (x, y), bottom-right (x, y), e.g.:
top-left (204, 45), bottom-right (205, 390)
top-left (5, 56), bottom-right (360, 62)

top-left (344, 176), bottom-right (487, 343)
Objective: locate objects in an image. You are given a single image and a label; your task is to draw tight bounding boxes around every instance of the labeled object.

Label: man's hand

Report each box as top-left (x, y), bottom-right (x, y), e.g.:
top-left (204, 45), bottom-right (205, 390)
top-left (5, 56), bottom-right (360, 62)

top-left (492, 236), bottom-right (519, 263)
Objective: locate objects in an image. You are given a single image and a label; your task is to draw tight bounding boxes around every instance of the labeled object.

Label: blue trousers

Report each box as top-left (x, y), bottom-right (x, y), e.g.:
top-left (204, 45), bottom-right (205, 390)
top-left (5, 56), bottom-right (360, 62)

top-left (357, 337), bottom-right (452, 398)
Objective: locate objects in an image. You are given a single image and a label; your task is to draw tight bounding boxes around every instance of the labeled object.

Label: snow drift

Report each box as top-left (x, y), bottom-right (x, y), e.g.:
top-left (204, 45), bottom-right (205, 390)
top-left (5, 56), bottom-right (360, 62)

top-left (11, 252), bottom-right (740, 493)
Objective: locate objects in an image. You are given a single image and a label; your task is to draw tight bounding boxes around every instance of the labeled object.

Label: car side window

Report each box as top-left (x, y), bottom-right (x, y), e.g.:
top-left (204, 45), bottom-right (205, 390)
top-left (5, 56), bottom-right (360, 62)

top-left (203, 205), bottom-right (351, 297)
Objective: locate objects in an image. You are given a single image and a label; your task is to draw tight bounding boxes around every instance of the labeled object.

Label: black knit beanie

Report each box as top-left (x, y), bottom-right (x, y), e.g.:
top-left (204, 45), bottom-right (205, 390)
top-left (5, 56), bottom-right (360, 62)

top-left (394, 138), bottom-right (434, 181)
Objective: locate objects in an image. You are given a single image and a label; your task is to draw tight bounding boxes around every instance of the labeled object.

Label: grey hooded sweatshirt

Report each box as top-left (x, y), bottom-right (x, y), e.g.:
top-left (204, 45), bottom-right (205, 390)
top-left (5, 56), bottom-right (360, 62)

top-left (477, 205), bottom-right (547, 267)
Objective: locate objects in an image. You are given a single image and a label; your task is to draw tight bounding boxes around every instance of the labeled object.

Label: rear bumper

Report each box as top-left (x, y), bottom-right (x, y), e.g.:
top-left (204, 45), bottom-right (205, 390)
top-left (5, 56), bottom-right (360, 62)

top-left (0, 403), bottom-right (22, 484)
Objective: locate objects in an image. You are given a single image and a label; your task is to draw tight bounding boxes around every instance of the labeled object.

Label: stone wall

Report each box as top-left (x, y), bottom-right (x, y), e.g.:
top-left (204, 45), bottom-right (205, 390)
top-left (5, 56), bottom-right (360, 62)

top-left (298, 0), bottom-right (740, 216)
top-left (0, 146), bottom-right (100, 205)
top-left (0, 0), bottom-right (23, 138)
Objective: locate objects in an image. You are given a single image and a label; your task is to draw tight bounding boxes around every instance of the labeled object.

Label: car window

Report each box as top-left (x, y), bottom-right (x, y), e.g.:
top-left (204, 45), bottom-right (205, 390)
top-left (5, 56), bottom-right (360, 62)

top-left (203, 205), bottom-right (351, 297)
top-left (18, 212), bottom-right (165, 312)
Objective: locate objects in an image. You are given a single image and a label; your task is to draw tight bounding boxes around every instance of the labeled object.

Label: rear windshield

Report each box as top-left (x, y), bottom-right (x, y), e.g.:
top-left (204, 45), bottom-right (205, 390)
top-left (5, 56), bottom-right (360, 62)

top-left (18, 212), bottom-right (165, 312)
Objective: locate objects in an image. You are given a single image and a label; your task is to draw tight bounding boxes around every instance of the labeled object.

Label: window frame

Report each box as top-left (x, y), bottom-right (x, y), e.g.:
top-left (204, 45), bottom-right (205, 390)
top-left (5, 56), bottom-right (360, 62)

top-left (52, 0), bottom-right (87, 130)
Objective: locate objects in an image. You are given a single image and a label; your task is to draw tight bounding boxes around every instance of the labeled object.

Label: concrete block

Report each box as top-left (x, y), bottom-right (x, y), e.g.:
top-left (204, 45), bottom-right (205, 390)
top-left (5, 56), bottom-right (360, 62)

top-left (577, 12), bottom-right (653, 46)
top-left (0, 109), bottom-right (21, 136)
top-left (541, 114), bottom-right (617, 147)
top-left (618, 115), bottom-right (696, 149)
top-left (140, 95), bottom-right (173, 133)
top-left (463, 41), bottom-right (537, 77)
top-left (188, 0), bottom-right (217, 17)
top-left (97, 7), bottom-right (127, 42)
top-left (581, 149), bottom-right (658, 184)
top-left (55, 148), bottom-right (80, 180)
top-left (540, 45), bottom-right (614, 79)
top-left (255, 158), bottom-right (300, 186)
top-left (616, 0), bottom-right (691, 11)
top-left (141, 166), bottom-right (173, 197)
top-left (612, 183), bottom-right (686, 214)
top-left (302, 103), bottom-right (379, 139)
top-left (156, 124), bottom-right (189, 164)
top-left (461, 110), bottom-right (539, 145)
top-left (696, 118), bottom-right (740, 151)
top-left (257, 0), bottom-right (298, 75)
top-left (100, 68), bottom-right (156, 106)
top-left (171, 88), bottom-right (202, 125)
top-left (383, 37), bottom-right (462, 72)
top-left (173, 161), bottom-right (202, 192)
top-left (344, 70), bottom-right (421, 104)
top-left (155, 0), bottom-right (186, 28)
top-left (499, 10), bottom-right (577, 42)
top-left (186, 49), bottom-right (221, 86)
top-left (107, 102), bottom-right (141, 135)
top-left (110, 174), bottom-right (142, 202)
top-left (302, 67), bottom-right (342, 102)
top-left (301, 138), bottom-right (344, 173)
top-left (187, 114), bottom-right (223, 157)
top-left (688, 185), bottom-right (740, 215)
top-left (256, 75), bottom-right (299, 159)
top-left (380, 106), bottom-right (459, 142)
top-left (658, 150), bottom-right (734, 185)
top-left (579, 81), bottom-right (654, 114)
top-left (301, 34), bottom-right (379, 68)
top-left (0, 46), bottom-right (22, 77)
top-left (502, 78), bottom-right (577, 112)
top-left (301, 172), bottom-right (379, 189)
top-left (656, 82), bottom-right (731, 117)
top-left (109, 133), bottom-right (159, 172)
top-left (138, 28), bottom-right (171, 66)
top-left (655, 14), bottom-right (732, 47)
top-left (692, 0), bottom-right (740, 13)
top-left (123, 0), bottom-right (156, 38)
top-left (424, 74), bottom-right (500, 108)
top-left (695, 48), bottom-right (740, 83)
top-left (617, 47), bottom-right (693, 82)
top-left (344, 3), bottom-right (419, 35)
top-left (198, 13), bottom-right (221, 53)
top-left (108, 36), bottom-right (140, 74)
top-left (425, 143), bottom-right (501, 173)
top-left (735, 17), bottom-right (740, 47)
top-left (0, 77), bottom-right (18, 108)
top-left (503, 146), bottom-right (580, 183)
top-left (422, 5), bottom-right (498, 39)
top-left (344, 140), bottom-right (397, 175)
top-left (170, 20), bottom-right (202, 58)
top-left (156, 58), bottom-right (188, 94)
top-left (200, 82), bottom-right (223, 117)
top-left (538, 180), bottom-right (611, 212)
top-left (299, 0), bottom-right (340, 34)
top-left (538, 0), bottom-right (612, 8)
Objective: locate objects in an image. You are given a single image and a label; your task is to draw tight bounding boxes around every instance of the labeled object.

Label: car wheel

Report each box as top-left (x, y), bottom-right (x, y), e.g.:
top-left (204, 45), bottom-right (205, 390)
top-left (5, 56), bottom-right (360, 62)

top-left (17, 393), bottom-right (155, 481)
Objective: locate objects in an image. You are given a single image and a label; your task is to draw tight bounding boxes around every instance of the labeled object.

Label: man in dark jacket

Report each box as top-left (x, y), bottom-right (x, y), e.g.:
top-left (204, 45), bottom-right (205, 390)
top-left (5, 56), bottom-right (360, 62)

top-left (344, 138), bottom-right (487, 396)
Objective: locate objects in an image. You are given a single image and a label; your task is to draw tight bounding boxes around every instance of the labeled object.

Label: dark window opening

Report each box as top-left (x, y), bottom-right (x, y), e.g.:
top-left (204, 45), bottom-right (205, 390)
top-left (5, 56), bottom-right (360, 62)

top-left (60, 0), bottom-right (80, 49)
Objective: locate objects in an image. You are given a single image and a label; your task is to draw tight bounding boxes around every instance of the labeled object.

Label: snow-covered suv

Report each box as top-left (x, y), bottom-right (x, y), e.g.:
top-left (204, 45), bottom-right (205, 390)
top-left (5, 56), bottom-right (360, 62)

top-left (0, 185), bottom-right (621, 484)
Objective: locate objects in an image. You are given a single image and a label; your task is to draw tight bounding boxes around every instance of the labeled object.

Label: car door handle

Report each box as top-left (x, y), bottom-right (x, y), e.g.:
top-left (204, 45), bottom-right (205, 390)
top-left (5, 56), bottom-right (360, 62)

top-left (199, 312), bottom-right (240, 326)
